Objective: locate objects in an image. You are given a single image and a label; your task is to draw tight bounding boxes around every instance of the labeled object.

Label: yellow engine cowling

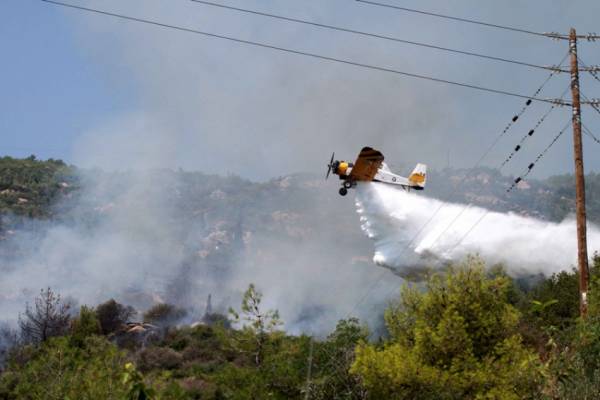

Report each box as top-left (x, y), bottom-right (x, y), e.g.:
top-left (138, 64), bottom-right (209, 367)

top-left (337, 162), bottom-right (349, 176)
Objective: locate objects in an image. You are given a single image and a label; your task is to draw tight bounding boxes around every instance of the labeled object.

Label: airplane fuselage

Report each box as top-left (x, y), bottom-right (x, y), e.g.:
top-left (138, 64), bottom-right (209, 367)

top-left (333, 161), bottom-right (420, 189)
top-left (326, 147), bottom-right (426, 196)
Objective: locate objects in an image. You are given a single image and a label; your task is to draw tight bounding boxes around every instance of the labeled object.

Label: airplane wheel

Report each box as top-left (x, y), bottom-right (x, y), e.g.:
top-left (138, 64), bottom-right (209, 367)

top-left (339, 187), bottom-right (348, 196)
top-left (343, 181), bottom-right (352, 189)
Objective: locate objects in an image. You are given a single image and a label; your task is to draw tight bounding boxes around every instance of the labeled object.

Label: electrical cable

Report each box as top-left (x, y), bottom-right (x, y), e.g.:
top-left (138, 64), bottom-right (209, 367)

top-left (583, 123), bottom-right (600, 144)
top-left (578, 57), bottom-right (600, 87)
top-left (189, 0), bottom-right (555, 72)
top-left (581, 91), bottom-right (600, 118)
top-left (426, 54), bottom-right (600, 256)
top-left (506, 120), bottom-right (571, 192)
top-left (393, 56), bottom-right (566, 252)
top-left (446, 119), bottom-right (571, 254)
top-left (40, 0), bottom-right (563, 104)
top-left (328, 60), bottom-right (567, 345)
top-left (577, 58), bottom-right (600, 114)
top-left (423, 87), bottom-right (568, 254)
top-left (500, 85), bottom-right (570, 168)
top-left (320, 57), bottom-right (566, 348)
top-left (355, 0), bottom-right (550, 38)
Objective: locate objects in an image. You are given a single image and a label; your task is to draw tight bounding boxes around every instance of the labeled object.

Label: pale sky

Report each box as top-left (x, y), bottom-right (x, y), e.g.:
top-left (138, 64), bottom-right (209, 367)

top-left (3, 0), bottom-right (600, 179)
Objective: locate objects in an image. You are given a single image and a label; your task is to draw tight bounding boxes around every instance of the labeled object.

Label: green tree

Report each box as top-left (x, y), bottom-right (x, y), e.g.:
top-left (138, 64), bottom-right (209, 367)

top-left (542, 254), bottom-right (600, 399)
top-left (0, 156), bottom-right (76, 220)
top-left (70, 305), bottom-right (102, 347)
top-left (143, 303), bottom-right (187, 327)
top-left (310, 318), bottom-right (369, 400)
top-left (585, 252), bottom-right (600, 318)
top-left (96, 299), bottom-right (136, 335)
top-left (0, 336), bottom-right (131, 399)
top-left (351, 257), bottom-right (543, 400)
top-left (528, 269), bottom-right (579, 331)
top-left (229, 284), bottom-right (282, 366)
top-left (122, 362), bottom-right (156, 400)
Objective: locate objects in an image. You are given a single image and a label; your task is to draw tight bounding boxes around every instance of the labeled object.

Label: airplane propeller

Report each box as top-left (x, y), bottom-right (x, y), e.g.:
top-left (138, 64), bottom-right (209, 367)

top-left (326, 152), bottom-right (335, 180)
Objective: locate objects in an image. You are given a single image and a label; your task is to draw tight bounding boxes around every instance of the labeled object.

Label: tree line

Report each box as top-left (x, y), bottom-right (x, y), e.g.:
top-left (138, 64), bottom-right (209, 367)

top-left (1, 254), bottom-right (600, 399)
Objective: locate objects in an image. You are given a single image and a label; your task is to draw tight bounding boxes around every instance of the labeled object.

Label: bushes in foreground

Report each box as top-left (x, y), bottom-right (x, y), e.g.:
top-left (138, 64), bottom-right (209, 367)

top-left (2, 255), bottom-right (600, 399)
top-left (352, 258), bottom-right (543, 399)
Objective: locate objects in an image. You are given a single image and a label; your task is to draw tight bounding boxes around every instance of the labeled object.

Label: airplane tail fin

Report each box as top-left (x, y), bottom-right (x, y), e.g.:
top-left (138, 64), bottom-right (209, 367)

top-left (408, 163), bottom-right (427, 189)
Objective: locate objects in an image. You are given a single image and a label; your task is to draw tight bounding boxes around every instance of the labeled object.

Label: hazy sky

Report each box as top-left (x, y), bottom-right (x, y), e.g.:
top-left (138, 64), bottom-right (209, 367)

top-left (3, 0), bottom-right (600, 180)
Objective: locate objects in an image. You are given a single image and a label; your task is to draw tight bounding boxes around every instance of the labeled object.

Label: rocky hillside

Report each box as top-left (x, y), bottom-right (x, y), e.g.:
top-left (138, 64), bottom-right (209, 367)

top-left (1, 157), bottom-right (598, 285)
top-left (1, 157), bottom-right (599, 271)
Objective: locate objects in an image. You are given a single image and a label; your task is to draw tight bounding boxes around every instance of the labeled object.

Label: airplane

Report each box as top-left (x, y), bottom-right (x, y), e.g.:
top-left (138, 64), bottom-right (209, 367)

top-left (325, 147), bottom-right (427, 196)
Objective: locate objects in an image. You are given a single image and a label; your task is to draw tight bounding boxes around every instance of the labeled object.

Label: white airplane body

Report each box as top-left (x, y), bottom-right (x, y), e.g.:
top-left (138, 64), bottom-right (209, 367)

top-left (326, 147), bottom-right (427, 196)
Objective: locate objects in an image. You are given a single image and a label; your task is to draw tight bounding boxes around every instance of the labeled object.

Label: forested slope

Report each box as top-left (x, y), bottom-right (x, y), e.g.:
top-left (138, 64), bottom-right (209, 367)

top-left (1, 156), bottom-right (600, 398)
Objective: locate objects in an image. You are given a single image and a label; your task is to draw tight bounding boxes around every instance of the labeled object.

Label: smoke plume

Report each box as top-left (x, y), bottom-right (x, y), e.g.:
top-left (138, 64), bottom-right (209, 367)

top-left (0, 170), bottom-right (400, 336)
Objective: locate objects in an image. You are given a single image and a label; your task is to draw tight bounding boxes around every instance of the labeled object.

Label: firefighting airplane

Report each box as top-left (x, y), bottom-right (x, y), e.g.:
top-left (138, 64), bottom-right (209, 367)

top-left (325, 147), bottom-right (427, 196)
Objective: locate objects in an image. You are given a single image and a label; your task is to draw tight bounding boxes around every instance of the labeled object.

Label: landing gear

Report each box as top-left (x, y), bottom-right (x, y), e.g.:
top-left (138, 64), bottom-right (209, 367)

top-left (343, 181), bottom-right (353, 189)
top-left (339, 187), bottom-right (348, 196)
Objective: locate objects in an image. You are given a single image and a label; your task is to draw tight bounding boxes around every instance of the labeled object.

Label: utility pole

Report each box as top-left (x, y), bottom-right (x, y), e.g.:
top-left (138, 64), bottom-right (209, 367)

top-left (569, 28), bottom-right (590, 318)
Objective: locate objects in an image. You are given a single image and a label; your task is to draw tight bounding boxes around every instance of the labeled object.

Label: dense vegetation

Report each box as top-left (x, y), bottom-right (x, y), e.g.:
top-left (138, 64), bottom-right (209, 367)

top-left (1, 256), bottom-right (600, 399)
top-left (428, 167), bottom-right (600, 224)
top-left (0, 157), bottom-right (599, 228)
top-left (0, 156), bottom-right (77, 220)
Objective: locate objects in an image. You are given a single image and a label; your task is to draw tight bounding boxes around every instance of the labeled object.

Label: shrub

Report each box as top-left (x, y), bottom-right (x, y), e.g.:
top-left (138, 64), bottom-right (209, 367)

top-left (143, 303), bottom-right (187, 327)
top-left (352, 257), bottom-right (544, 399)
top-left (70, 305), bottom-right (101, 347)
top-left (137, 346), bottom-right (183, 372)
top-left (0, 336), bottom-right (129, 399)
top-left (96, 299), bottom-right (136, 335)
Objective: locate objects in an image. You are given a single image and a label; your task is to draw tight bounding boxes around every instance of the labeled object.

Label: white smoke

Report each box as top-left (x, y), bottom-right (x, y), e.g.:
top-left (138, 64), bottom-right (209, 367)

top-left (0, 170), bottom-right (400, 336)
top-left (356, 182), bottom-right (600, 277)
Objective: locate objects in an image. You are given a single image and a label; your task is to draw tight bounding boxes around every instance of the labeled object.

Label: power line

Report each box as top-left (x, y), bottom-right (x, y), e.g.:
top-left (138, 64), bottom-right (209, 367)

top-left (436, 54), bottom-right (600, 251)
top-left (189, 0), bottom-right (556, 72)
top-left (581, 91), bottom-right (600, 117)
top-left (358, 0), bottom-right (600, 42)
top-left (507, 120), bottom-right (571, 192)
top-left (40, 0), bottom-right (563, 104)
top-left (583, 123), bottom-right (600, 144)
top-left (578, 59), bottom-right (600, 115)
top-left (444, 121), bottom-right (571, 251)
top-left (500, 85), bottom-right (570, 168)
top-left (578, 57), bottom-right (600, 86)
top-left (321, 57), bottom-right (565, 346)
top-left (355, 0), bottom-right (549, 38)
top-left (425, 90), bottom-right (568, 253)
top-left (452, 119), bottom-right (571, 253)
top-left (392, 60), bottom-right (565, 252)
top-left (331, 59), bottom-right (567, 341)
top-left (431, 120), bottom-right (571, 255)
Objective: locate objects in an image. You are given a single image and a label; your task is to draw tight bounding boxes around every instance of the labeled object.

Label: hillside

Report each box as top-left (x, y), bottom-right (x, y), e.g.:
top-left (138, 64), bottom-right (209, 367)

top-left (1, 157), bottom-right (599, 226)
top-left (1, 157), bottom-right (599, 275)
top-left (0, 156), bottom-right (598, 311)
top-left (2, 156), bottom-right (600, 398)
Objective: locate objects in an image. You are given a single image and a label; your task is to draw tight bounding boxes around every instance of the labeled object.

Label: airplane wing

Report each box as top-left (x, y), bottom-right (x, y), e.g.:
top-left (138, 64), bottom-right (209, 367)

top-left (350, 147), bottom-right (384, 181)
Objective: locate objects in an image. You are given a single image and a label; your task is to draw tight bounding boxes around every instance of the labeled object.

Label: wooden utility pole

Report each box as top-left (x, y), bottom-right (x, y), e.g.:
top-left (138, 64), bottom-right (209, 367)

top-left (569, 28), bottom-right (590, 317)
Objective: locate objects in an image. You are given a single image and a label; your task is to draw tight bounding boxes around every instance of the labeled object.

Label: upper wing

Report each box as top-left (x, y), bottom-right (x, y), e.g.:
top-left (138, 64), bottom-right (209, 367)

top-left (350, 147), bottom-right (384, 181)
